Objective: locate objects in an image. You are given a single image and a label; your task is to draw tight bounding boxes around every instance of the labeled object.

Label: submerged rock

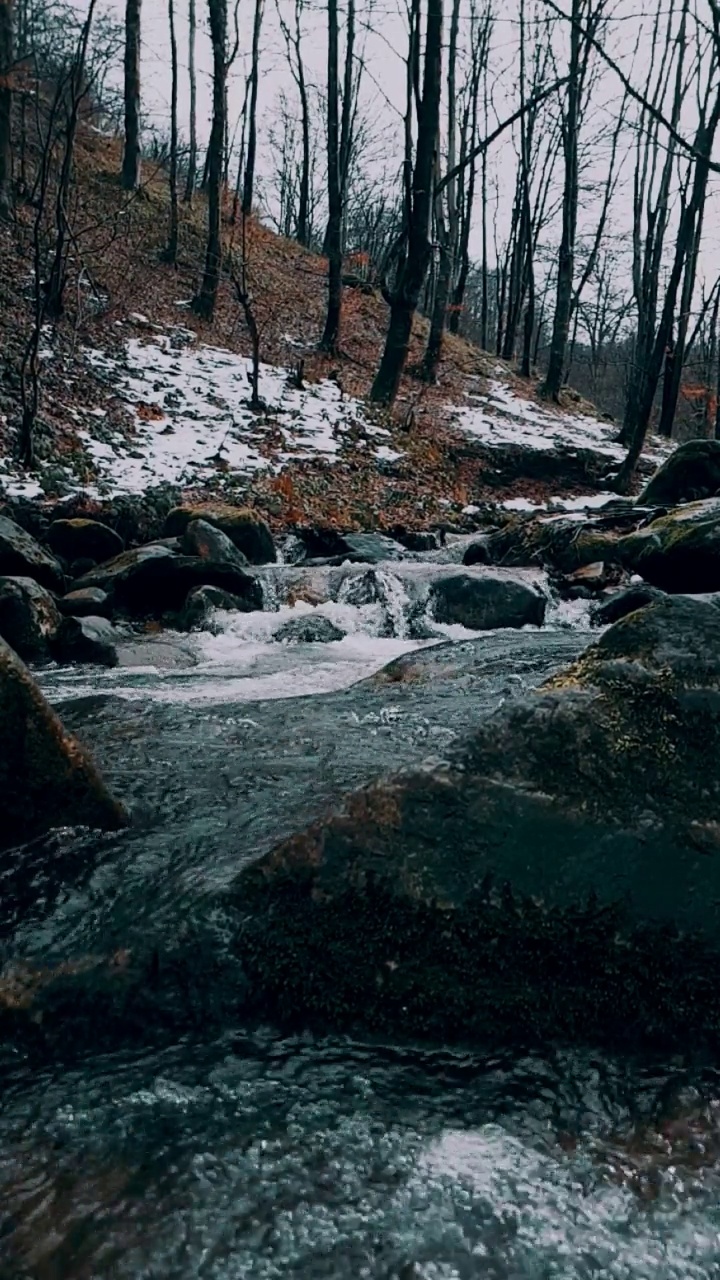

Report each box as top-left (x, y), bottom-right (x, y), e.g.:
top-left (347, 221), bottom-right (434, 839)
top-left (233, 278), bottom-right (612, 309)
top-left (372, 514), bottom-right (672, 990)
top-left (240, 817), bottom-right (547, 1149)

top-left (0, 576), bottom-right (62, 662)
top-left (46, 518), bottom-right (124, 565)
top-left (0, 516), bottom-right (64, 593)
top-left (0, 638), bottom-right (126, 850)
top-left (639, 439), bottom-right (720, 507)
top-left (274, 614), bottom-right (346, 644)
top-left (430, 572), bottom-right (546, 630)
top-left (235, 596), bottom-right (720, 1049)
top-left (164, 505), bottom-right (276, 564)
top-left (618, 498), bottom-right (720, 592)
top-left (179, 584), bottom-right (247, 631)
top-left (75, 544), bottom-right (262, 617)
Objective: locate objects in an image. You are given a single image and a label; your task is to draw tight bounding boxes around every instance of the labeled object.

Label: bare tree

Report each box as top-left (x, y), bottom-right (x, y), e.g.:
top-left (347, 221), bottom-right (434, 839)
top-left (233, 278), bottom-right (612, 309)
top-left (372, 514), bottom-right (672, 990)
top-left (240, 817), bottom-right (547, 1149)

top-left (183, 0), bottom-right (197, 201)
top-left (193, 0), bottom-right (227, 320)
top-left (541, 0), bottom-right (609, 401)
top-left (162, 0), bottom-right (179, 263)
top-left (20, 0), bottom-right (98, 463)
top-left (0, 0), bottom-right (13, 219)
top-left (320, 0), bottom-right (342, 351)
top-left (121, 0), bottom-right (141, 189)
top-left (614, 4), bottom-right (720, 488)
top-left (371, 0), bottom-right (443, 403)
top-left (276, 0), bottom-right (311, 245)
top-left (242, 0), bottom-right (264, 215)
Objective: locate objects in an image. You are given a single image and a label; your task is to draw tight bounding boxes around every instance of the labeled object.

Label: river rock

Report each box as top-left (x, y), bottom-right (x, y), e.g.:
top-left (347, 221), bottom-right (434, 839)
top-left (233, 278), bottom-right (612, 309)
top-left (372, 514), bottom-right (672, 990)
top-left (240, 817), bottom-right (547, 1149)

top-left (274, 614), bottom-right (346, 644)
top-left (466, 514), bottom-right (625, 574)
top-left (235, 596), bottom-right (720, 1049)
top-left (0, 576), bottom-right (62, 662)
top-left (55, 616), bottom-right (121, 667)
top-left (181, 518), bottom-right (250, 569)
top-left (0, 638), bottom-right (126, 850)
top-left (58, 587), bottom-right (111, 618)
top-left (590, 583), bottom-right (667, 626)
top-left (164, 505), bottom-right (276, 564)
top-left (179, 584), bottom-right (247, 631)
top-left (430, 572), bottom-right (546, 630)
top-left (296, 528), bottom-right (407, 563)
top-left (74, 544), bottom-right (263, 616)
top-left (617, 497), bottom-right (720, 591)
top-left (46, 518), bottom-right (124, 565)
top-left (638, 439), bottom-right (720, 507)
top-left (0, 516), bottom-right (64, 592)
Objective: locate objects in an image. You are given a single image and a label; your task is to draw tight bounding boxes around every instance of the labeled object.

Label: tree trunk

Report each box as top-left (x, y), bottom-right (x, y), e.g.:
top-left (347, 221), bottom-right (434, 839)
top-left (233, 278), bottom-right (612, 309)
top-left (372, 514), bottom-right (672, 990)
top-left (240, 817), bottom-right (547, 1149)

top-left (320, 0), bottom-right (342, 351)
top-left (183, 0), bottom-right (197, 202)
top-left (421, 228), bottom-right (451, 382)
top-left (370, 0), bottom-right (443, 403)
top-left (163, 0), bottom-right (179, 262)
top-left (241, 0), bottom-right (263, 215)
top-left (121, 0), bottom-right (142, 190)
top-left (541, 0), bottom-right (581, 400)
top-left (192, 0), bottom-right (226, 320)
top-left (46, 0), bottom-right (97, 317)
top-left (0, 0), bottom-right (13, 220)
top-left (296, 16), bottom-right (310, 245)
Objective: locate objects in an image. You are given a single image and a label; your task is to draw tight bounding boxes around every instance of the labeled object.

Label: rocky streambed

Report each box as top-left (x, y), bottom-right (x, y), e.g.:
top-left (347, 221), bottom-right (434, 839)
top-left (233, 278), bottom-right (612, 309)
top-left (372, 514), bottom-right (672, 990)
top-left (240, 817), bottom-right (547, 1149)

top-left (4, 442), bottom-right (720, 1274)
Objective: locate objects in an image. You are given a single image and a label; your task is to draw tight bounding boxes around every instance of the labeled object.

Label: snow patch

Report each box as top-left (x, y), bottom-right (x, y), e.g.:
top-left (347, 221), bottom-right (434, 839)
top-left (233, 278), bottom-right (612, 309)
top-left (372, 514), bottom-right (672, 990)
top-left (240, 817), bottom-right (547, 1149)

top-left (75, 335), bottom-right (373, 495)
top-left (453, 379), bottom-right (670, 464)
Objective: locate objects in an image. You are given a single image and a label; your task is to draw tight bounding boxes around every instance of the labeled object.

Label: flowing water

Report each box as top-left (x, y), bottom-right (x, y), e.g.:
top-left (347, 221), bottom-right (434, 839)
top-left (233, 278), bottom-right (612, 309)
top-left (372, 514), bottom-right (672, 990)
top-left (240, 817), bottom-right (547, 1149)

top-left (2, 558), bottom-right (720, 1278)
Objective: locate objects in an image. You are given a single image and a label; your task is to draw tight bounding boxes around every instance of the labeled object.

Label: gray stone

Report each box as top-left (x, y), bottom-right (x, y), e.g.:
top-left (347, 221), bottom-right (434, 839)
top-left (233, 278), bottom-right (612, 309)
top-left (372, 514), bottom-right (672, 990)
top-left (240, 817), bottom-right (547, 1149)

top-left (59, 587), bottom-right (111, 618)
top-left (0, 637), bottom-right (126, 851)
top-left (0, 515), bottom-right (64, 592)
top-left (274, 614), bottom-right (346, 644)
top-left (0, 576), bottom-right (62, 662)
top-left (430, 572), bottom-right (546, 630)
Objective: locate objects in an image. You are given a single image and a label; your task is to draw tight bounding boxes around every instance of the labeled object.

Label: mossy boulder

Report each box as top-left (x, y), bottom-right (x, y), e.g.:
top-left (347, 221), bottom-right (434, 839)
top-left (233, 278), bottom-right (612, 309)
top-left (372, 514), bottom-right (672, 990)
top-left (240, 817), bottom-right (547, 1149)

top-left (639, 439), bottom-right (720, 507)
top-left (618, 497), bottom-right (720, 591)
top-left (75, 544), bottom-right (263, 617)
top-left (46, 518), bottom-right (124, 565)
top-left (0, 638), bottom-right (127, 850)
top-left (467, 513), bottom-right (624, 573)
top-left (234, 596), bottom-right (720, 1050)
top-left (164, 505), bottom-right (276, 564)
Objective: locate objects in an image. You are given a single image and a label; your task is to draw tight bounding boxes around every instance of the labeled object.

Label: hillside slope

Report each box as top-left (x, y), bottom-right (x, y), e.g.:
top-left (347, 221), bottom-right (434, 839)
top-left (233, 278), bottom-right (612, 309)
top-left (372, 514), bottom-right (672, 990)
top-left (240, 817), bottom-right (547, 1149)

top-left (0, 125), bottom-right (662, 532)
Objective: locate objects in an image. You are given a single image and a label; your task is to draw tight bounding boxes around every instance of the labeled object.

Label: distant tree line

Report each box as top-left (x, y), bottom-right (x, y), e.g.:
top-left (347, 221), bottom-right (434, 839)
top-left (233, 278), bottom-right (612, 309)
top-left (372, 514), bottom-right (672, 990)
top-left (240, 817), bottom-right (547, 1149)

top-left (3, 0), bottom-right (720, 486)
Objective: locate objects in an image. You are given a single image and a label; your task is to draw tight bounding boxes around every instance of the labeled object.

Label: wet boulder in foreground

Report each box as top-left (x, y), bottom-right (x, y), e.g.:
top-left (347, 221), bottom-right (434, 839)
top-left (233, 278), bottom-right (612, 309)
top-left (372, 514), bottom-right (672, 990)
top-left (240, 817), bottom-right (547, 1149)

top-left (0, 638), bottom-right (127, 851)
top-left (235, 596), bottom-right (720, 1049)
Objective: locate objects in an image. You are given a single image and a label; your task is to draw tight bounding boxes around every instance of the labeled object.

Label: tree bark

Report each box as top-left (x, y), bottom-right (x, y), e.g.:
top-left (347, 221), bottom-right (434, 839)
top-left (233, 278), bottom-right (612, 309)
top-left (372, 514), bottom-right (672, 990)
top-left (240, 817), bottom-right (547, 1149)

top-left (241, 0), bottom-right (264, 215)
top-left (192, 0), bottom-right (226, 319)
top-left (0, 0), bottom-right (13, 220)
top-left (320, 0), bottom-right (342, 351)
top-left (371, 0), bottom-right (443, 404)
top-left (183, 0), bottom-right (197, 202)
top-left (163, 0), bottom-right (179, 262)
top-left (541, 0), bottom-right (583, 399)
top-left (121, 0), bottom-right (142, 190)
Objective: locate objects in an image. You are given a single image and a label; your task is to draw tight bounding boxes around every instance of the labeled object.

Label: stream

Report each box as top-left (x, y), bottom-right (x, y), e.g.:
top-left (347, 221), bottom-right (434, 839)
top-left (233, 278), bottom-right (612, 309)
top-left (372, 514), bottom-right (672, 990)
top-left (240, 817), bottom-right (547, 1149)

top-left (2, 555), bottom-right (720, 1278)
